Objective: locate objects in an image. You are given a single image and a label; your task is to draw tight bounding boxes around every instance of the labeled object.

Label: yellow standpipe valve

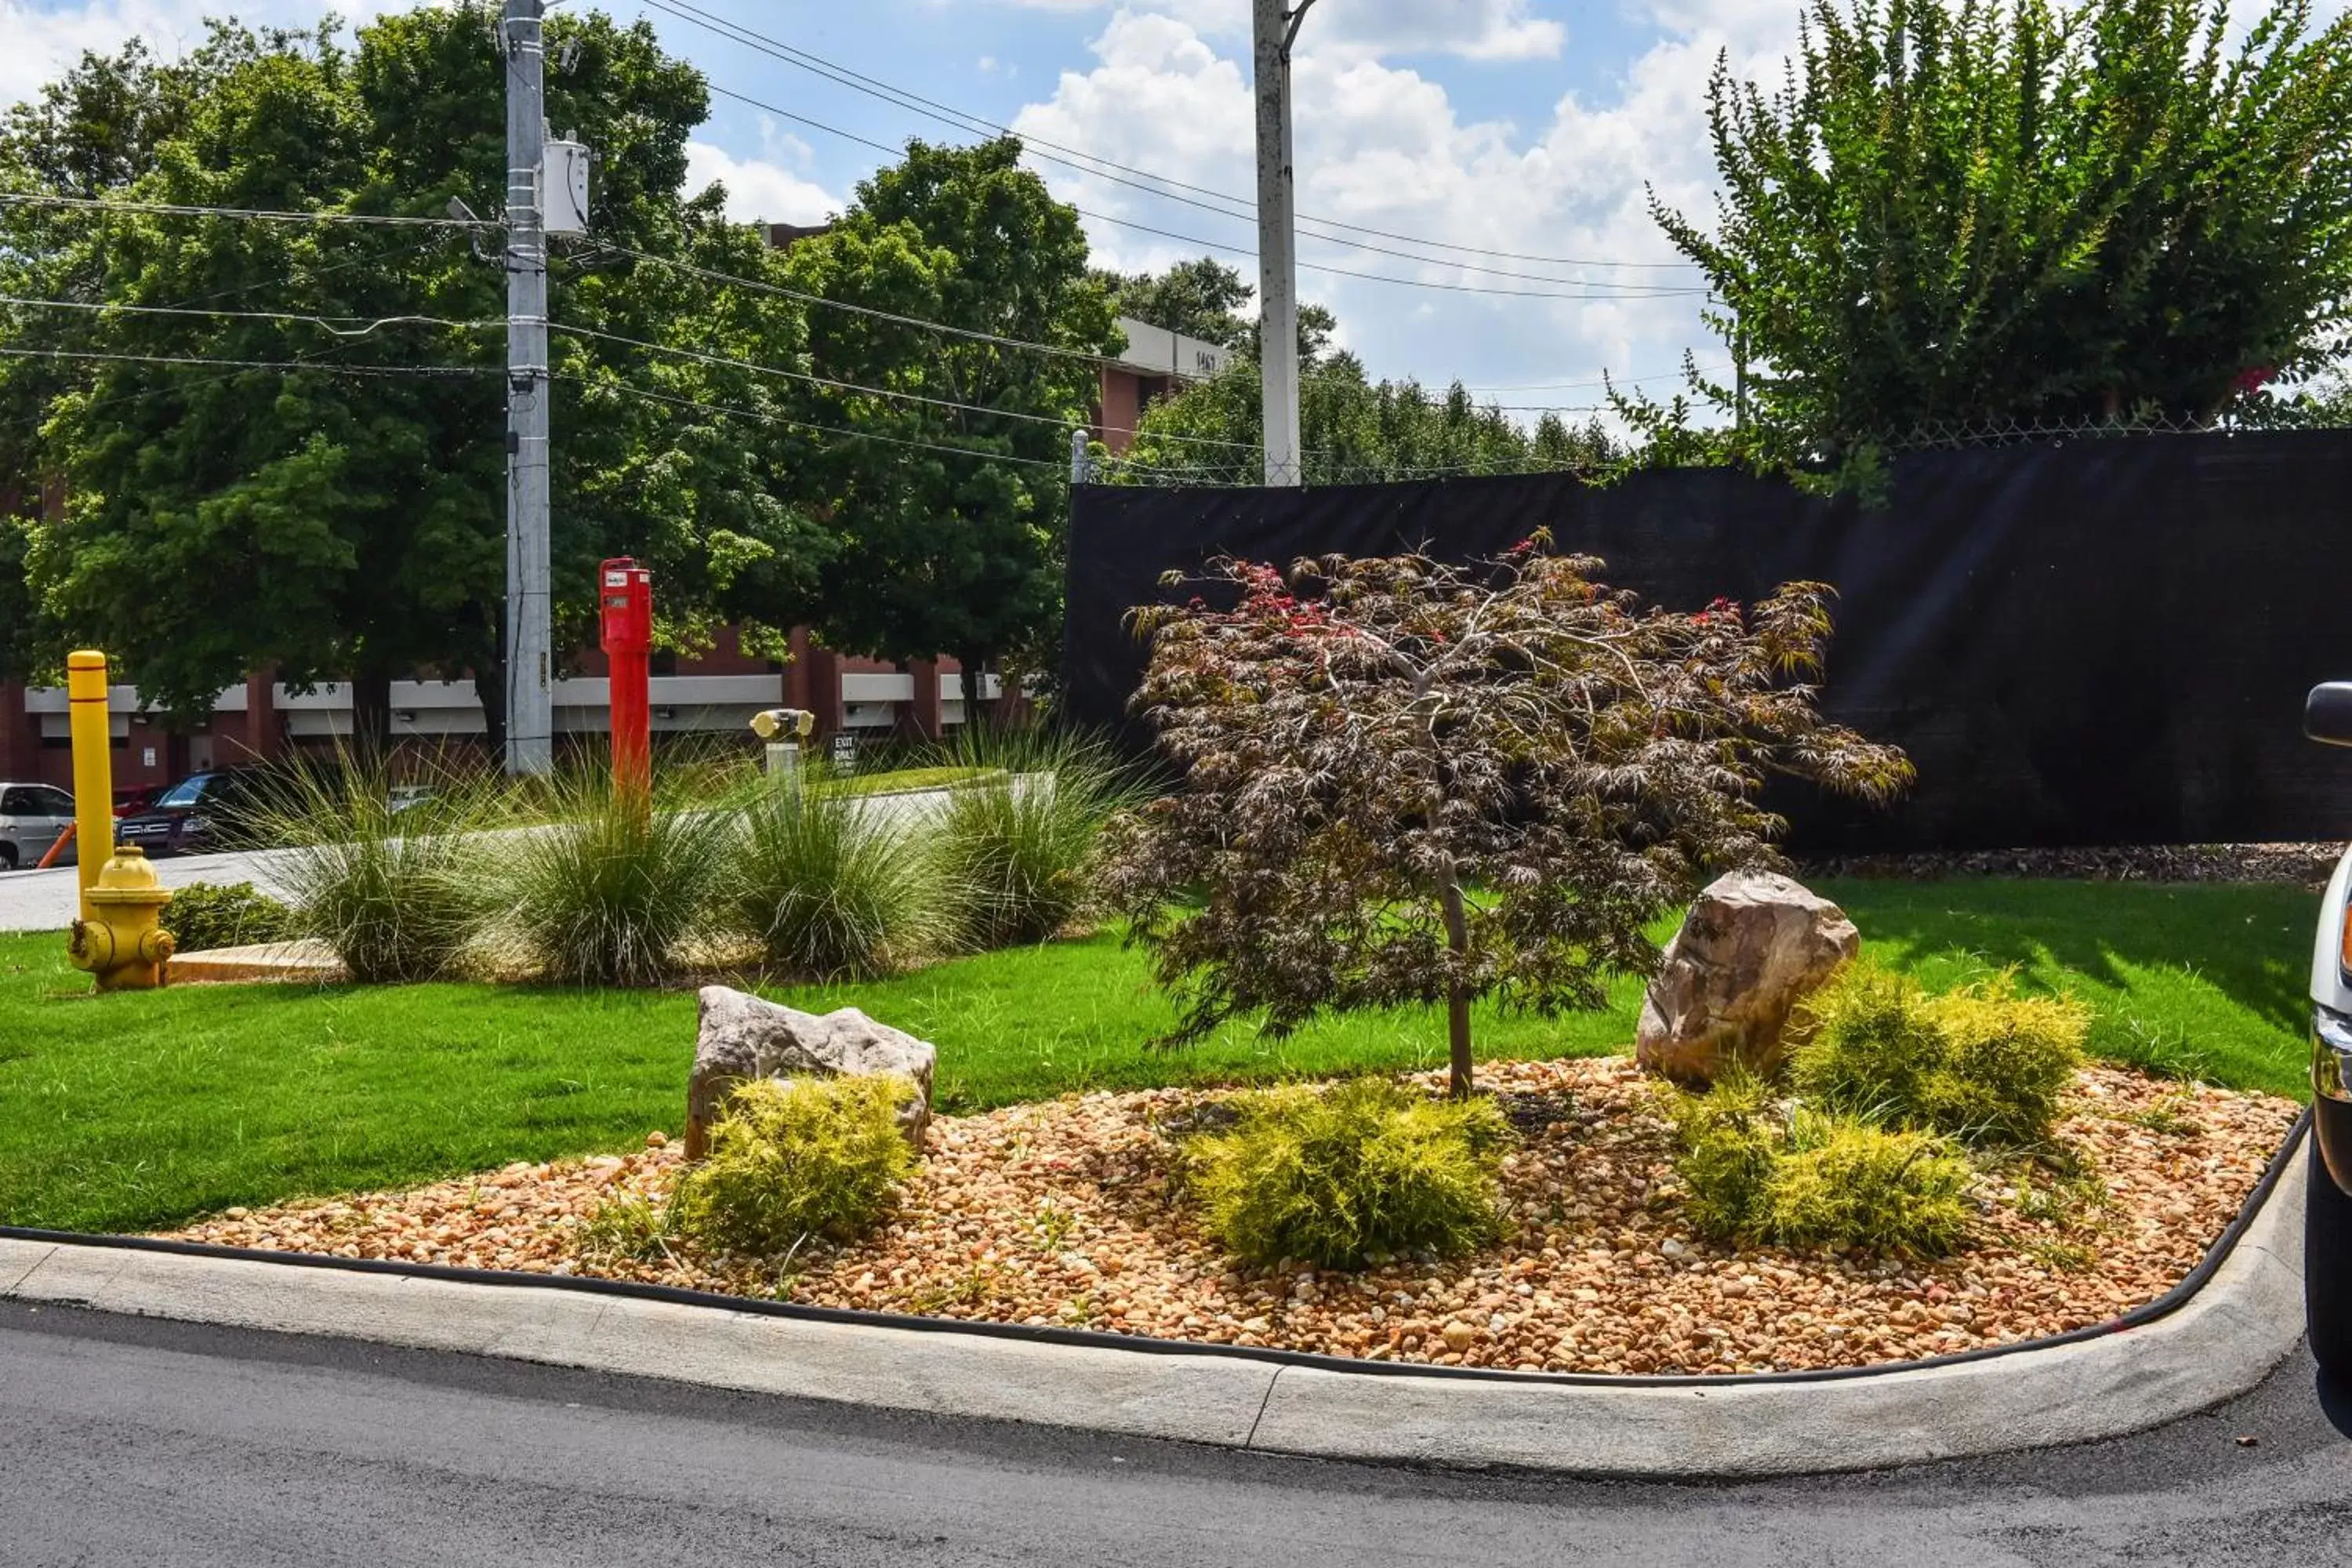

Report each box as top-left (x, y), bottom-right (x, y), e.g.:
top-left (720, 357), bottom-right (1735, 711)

top-left (63, 649), bottom-right (174, 990)
top-left (67, 844), bottom-right (175, 991)
top-left (66, 649), bottom-right (115, 924)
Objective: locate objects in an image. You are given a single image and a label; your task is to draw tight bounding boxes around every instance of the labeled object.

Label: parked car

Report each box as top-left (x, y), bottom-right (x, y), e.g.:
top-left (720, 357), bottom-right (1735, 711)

top-left (2302, 682), bottom-right (2352, 1375)
top-left (113, 768), bottom-right (278, 858)
top-left (112, 785), bottom-right (160, 817)
top-left (0, 781), bottom-right (78, 869)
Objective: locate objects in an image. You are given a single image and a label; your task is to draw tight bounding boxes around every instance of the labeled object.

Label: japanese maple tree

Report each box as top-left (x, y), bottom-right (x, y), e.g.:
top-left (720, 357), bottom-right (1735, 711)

top-left (1102, 539), bottom-right (1912, 1098)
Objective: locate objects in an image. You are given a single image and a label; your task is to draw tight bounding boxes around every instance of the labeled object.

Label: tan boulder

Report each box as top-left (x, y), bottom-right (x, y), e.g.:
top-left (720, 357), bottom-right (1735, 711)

top-left (1635, 871), bottom-right (1859, 1083)
top-left (685, 985), bottom-right (935, 1159)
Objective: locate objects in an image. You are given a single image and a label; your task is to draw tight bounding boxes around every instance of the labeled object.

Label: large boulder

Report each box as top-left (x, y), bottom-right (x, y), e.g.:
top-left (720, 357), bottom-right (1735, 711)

top-left (1635, 871), bottom-right (1860, 1084)
top-left (686, 985), bottom-right (937, 1159)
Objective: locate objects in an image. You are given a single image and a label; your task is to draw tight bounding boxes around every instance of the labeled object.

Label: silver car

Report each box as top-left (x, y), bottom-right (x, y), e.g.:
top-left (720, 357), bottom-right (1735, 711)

top-left (0, 781), bottom-right (77, 870)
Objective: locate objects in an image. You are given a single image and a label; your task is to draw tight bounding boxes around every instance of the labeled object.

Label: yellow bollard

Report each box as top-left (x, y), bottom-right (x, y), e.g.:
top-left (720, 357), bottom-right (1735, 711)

top-left (66, 649), bottom-right (116, 924)
top-left (63, 650), bottom-right (173, 990)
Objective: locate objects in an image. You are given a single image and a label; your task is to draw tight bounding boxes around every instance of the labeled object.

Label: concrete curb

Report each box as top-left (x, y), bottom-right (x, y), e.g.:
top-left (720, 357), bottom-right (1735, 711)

top-left (0, 1133), bottom-right (2308, 1477)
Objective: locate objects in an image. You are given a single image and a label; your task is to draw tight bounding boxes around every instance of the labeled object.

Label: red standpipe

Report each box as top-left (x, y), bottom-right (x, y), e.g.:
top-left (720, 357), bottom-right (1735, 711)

top-left (599, 557), bottom-right (654, 803)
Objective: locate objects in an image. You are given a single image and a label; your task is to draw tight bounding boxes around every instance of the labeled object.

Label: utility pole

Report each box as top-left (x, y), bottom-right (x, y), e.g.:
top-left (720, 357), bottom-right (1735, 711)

top-left (503, 0), bottom-right (553, 775)
top-left (1253, 0), bottom-right (1314, 488)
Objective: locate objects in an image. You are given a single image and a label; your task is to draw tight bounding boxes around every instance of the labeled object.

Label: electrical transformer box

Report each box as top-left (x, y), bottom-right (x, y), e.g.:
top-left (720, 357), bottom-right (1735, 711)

top-left (543, 140), bottom-right (590, 234)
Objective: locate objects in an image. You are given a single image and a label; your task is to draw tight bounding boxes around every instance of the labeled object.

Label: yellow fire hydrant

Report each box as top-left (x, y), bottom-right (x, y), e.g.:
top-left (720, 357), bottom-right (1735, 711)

top-left (67, 845), bottom-right (176, 991)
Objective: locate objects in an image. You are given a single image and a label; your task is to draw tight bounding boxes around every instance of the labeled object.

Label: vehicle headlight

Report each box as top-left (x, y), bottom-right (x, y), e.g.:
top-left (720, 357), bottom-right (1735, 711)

top-left (2316, 1004), bottom-right (2352, 1102)
top-left (182, 814), bottom-right (211, 833)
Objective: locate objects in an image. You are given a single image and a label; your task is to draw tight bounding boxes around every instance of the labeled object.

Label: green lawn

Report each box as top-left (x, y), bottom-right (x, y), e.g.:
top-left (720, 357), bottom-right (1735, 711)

top-left (0, 878), bottom-right (2315, 1235)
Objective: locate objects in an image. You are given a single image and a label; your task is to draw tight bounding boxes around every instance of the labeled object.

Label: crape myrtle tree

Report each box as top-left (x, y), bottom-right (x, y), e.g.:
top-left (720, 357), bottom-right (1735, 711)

top-left (1101, 541), bottom-right (1912, 1098)
top-left (1627, 0), bottom-right (2352, 484)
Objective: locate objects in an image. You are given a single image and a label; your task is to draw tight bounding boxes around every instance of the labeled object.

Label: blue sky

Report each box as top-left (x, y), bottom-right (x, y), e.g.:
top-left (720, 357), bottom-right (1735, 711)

top-left (11, 1), bottom-right (2343, 413)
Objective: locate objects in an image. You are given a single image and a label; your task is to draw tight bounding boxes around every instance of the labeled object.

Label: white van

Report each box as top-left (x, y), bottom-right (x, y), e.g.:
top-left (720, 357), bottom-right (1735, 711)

top-left (0, 782), bottom-right (77, 869)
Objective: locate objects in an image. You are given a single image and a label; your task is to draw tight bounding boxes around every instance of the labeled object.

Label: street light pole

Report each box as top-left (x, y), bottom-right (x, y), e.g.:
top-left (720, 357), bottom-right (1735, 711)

top-left (1253, 0), bottom-right (1314, 488)
top-left (503, 0), bottom-right (553, 775)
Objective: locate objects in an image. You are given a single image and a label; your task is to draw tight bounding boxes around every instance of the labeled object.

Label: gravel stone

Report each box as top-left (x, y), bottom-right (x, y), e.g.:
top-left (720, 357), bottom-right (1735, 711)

top-left (163, 1057), bottom-right (2297, 1377)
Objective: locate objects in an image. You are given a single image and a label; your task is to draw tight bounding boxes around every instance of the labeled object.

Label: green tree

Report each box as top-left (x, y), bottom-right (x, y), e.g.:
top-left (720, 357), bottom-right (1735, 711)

top-left (1639, 0), bottom-right (2352, 479)
top-left (3, 8), bottom-right (828, 753)
top-left (1099, 255), bottom-right (1254, 349)
top-left (1118, 352), bottom-right (1618, 484)
top-left (782, 137), bottom-right (1120, 712)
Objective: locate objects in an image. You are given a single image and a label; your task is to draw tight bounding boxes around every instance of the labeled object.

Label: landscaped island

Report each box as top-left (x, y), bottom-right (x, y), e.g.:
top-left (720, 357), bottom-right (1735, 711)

top-left (164, 1052), bottom-right (2293, 1376)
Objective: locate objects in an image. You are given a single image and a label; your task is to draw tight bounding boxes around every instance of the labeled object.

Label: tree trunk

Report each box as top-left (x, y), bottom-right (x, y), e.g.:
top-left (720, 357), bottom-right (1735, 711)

top-left (349, 666), bottom-right (394, 771)
top-left (1435, 856), bottom-right (1475, 1099)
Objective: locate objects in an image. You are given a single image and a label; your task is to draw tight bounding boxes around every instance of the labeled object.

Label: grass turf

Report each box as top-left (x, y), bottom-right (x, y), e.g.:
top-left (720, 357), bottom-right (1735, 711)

top-left (0, 878), bottom-right (2315, 1234)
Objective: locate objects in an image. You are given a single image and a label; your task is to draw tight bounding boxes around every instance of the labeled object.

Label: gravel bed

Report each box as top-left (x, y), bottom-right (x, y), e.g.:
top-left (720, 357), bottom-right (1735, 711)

top-left (166, 1060), bottom-right (2299, 1377)
top-left (1799, 841), bottom-right (2346, 890)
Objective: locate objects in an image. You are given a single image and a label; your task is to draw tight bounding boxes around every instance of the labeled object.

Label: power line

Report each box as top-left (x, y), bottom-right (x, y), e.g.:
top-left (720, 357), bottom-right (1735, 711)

top-left (0, 192), bottom-right (499, 229)
top-left (581, 238), bottom-right (1435, 394)
top-left (583, 238), bottom-right (1133, 370)
top-left (691, 82), bottom-right (1704, 299)
top-left (0, 296), bottom-right (504, 336)
top-left (1463, 363), bottom-right (1732, 394)
top-left (552, 318), bottom-right (1269, 450)
top-left (637, 0), bottom-right (1702, 274)
top-left (0, 345), bottom-right (499, 376)
top-left (162, 233), bottom-right (452, 311)
top-left (562, 372), bottom-right (1066, 469)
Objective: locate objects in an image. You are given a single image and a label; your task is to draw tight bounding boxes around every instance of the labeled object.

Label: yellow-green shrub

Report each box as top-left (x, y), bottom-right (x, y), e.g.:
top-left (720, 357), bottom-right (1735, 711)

top-left (1671, 1081), bottom-right (1973, 1257)
top-left (1791, 964), bottom-right (2088, 1145)
top-left (672, 1076), bottom-right (915, 1257)
top-left (1757, 1112), bottom-right (1973, 1254)
top-left (1183, 1079), bottom-right (1508, 1269)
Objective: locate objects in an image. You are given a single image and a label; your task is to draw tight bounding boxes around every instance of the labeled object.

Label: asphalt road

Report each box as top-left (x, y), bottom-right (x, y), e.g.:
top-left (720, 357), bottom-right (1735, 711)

top-left (3, 1300), bottom-right (2350, 1566)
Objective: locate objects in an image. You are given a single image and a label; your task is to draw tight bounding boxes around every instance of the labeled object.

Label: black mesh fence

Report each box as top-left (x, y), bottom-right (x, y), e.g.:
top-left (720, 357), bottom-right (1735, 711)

top-left (1064, 428), bottom-right (2352, 852)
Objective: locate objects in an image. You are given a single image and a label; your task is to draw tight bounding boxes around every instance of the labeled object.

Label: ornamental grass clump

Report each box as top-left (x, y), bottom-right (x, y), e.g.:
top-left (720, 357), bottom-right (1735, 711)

top-left (671, 1076), bottom-right (916, 1257)
top-left (1669, 1078), bottom-right (1973, 1257)
top-left (489, 767), bottom-right (731, 987)
top-left (1182, 1078), bottom-right (1510, 1270)
top-left (935, 727), bottom-right (1145, 950)
top-left (1791, 964), bottom-right (2089, 1146)
top-left (726, 774), bottom-right (948, 981)
top-left (251, 757), bottom-right (499, 983)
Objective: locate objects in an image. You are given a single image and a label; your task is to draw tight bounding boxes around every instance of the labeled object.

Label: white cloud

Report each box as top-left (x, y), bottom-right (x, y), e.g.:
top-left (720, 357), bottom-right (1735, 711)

top-left (997, 0), bottom-right (1563, 61)
top-left (1011, 5), bottom-right (1775, 403)
top-left (684, 138), bottom-right (841, 226)
top-left (0, 0), bottom-right (408, 111)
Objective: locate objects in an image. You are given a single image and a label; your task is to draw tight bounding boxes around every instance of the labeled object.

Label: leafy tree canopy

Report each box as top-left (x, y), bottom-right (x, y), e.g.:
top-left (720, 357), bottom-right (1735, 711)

top-left (1098, 255), bottom-right (1254, 350)
top-left (1632, 0), bottom-right (2352, 481)
top-left (1, 6), bottom-right (827, 748)
top-left (779, 136), bottom-right (1122, 700)
top-left (1115, 346), bottom-right (1618, 485)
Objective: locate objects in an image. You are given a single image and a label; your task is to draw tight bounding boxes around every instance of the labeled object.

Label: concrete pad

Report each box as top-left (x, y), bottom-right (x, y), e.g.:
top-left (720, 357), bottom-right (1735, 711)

top-left (10, 1243), bottom-right (130, 1307)
top-left (166, 939), bottom-right (347, 986)
top-left (0, 1240), bottom-right (57, 1295)
top-left (578, 1300), bottom-right (1279, 1446)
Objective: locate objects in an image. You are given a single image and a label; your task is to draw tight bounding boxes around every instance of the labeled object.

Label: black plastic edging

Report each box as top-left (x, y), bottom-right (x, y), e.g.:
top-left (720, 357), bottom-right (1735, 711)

top-left (0, 1109), bottom-right (2309, 1391)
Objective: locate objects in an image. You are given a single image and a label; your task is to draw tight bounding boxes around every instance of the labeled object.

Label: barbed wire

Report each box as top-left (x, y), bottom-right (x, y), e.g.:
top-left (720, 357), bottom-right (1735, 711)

top-left (1091, 448), bottom-right (1607, 488)
top-left (1869, 406), bottom-right (2351, 456)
